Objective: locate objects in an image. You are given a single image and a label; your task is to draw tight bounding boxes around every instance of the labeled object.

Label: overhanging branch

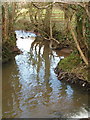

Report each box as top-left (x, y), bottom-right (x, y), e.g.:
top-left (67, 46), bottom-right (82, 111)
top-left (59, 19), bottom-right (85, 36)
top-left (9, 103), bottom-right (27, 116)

top-left (32, 2), bottom-right (55, 9)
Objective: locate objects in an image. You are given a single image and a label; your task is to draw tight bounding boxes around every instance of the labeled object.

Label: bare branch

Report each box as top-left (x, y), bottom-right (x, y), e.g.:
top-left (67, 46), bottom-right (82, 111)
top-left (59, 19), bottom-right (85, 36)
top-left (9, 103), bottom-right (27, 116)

top-left (32, 2), bottom-right (55, 9)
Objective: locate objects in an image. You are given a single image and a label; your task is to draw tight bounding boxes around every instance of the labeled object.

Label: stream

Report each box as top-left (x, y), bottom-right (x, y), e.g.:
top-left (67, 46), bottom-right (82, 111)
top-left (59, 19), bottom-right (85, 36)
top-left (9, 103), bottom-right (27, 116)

top-left (2, 30), bottom-right (89, 118)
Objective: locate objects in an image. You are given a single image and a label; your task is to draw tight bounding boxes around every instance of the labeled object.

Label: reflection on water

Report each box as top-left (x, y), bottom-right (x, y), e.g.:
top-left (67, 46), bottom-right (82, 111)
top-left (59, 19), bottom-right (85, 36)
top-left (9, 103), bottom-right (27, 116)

top-left (2, 31), bottom-right (89, 118)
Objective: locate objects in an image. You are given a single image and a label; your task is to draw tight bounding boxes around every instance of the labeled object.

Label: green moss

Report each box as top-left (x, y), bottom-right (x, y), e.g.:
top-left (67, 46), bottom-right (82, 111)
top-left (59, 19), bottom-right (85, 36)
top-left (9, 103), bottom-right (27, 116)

top-left (58, 52), bottom-right (88, 81)
top-left (2, 42), bottom-right (12, 63)
top-left (59, 52), bottom-right (82, 72)
top-left (2, 36), bottom-right (16, 63)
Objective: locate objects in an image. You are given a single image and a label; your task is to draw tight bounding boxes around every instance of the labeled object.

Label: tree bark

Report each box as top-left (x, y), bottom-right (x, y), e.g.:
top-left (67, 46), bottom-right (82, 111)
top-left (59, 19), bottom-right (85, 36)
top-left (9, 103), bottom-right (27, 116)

top-left (70, 26), bottom-right (88, 66)
top-left (8, 3), bottom-right (16, 36)
top-left (2, 3), bottom-right (9, 42)
top-left (44, 4), bottom-right (52, 36)
top-left (50, 16), bottom-right (53, 39)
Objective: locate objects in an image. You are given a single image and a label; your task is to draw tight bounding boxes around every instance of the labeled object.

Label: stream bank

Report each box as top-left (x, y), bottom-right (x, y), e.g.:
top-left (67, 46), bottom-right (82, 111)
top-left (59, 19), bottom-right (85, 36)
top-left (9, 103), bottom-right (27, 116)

top-left (2, 30), bottom-right (89, 118)
top-left (55, 52), bottom-right (89, 91)
top-left (2, 34), bottom-right (22, 64)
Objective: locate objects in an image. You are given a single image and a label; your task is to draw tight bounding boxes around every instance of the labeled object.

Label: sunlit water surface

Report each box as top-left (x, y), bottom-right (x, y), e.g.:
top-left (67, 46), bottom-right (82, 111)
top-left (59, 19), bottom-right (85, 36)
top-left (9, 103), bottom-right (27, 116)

top-left (2, 30), bottom-right (89, 118)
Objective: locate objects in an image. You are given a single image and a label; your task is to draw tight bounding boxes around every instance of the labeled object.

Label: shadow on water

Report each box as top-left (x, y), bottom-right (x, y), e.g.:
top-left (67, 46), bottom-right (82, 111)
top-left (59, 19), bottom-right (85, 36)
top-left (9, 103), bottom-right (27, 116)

top-left (2, 30), bottom-right (89, 118)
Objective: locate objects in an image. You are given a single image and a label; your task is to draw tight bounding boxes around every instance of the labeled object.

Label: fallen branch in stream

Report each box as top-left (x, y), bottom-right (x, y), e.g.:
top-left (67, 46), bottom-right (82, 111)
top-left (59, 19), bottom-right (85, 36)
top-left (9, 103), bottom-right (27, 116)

top-left (39, 36), bottom-right (60, 45)
top-left (28, 3), bottom-right (60, 46)
top-left (33, 26), bottom-right (60, 45)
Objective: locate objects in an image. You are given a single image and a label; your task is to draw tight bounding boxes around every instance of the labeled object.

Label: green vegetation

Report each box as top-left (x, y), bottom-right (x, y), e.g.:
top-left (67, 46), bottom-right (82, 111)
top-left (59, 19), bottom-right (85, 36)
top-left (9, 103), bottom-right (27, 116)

top-left (57, 3), bottom-right (89, 82)
top-left (2, 43), bottom-right (12, 63)
top-left (58, 52), bottom-right (88, 81)
top-left (2, 3), bottom-right (16, 63)
top-left (2, 36), bottom-right (16, 63)
top-left (2, 2), bottom-right (89, 81)
top-left (59, 52), bottom-right (82, 71)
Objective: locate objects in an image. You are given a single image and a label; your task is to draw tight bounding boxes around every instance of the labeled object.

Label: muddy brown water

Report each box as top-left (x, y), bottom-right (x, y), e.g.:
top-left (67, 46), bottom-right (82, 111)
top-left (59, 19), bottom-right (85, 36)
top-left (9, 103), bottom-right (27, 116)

top-left (2, 31), bottom-right (89, 118)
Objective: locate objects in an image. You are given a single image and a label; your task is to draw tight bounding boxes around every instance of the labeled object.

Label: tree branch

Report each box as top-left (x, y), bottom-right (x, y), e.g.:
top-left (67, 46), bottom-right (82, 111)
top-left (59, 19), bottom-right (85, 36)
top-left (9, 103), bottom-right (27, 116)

top-left (32, 2), bottom-right (55, 9)
top-left (70, 24), bottom-right (88, 66)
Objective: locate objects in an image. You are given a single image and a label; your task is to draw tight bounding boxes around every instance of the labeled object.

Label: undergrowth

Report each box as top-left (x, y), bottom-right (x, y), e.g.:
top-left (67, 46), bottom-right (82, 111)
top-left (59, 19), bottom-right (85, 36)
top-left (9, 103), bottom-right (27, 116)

top-left (58, 52), bottom-right (88, 81)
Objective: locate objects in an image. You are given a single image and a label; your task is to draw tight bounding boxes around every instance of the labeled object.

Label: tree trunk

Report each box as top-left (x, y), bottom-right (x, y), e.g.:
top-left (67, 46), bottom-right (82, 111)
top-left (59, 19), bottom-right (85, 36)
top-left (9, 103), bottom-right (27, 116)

top-left (28, 3), bottom-right (34, 24)
top-left (82, 15), bottom-right (88, 49)
top-left (70, 27), bottom-right (88, 66)
top-left (8, 2), bottom-right (16, 36)
top-left (44, 4), bottom-right (52, 36)
top-left (2, 3), bottom-right (9, 42)
top-left (50, 16), bottom-right (53, 39)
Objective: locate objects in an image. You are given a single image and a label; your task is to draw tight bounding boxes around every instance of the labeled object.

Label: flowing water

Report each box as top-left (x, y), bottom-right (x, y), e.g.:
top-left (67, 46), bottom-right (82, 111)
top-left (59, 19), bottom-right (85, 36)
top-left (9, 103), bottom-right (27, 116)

top-left (2, 30), bottom-right (89, 118)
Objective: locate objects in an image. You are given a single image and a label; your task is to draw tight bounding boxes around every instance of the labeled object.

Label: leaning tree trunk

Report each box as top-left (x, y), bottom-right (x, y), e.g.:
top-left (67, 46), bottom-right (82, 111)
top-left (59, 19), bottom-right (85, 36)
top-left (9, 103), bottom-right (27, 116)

top-left (64, 5), bottom-right (88, 66)
top-left (70, 26), bottom-right (88, 66)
